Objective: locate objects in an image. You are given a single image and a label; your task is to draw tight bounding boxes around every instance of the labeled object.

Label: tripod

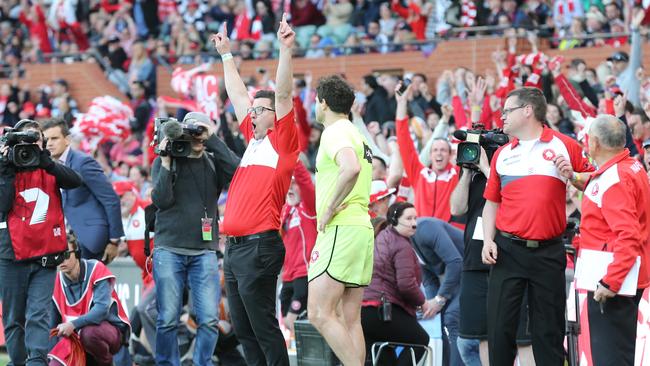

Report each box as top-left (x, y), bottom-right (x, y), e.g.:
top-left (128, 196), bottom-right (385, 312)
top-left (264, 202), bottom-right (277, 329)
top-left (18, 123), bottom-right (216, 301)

top-left (565, 244), bottom-right (580, 366)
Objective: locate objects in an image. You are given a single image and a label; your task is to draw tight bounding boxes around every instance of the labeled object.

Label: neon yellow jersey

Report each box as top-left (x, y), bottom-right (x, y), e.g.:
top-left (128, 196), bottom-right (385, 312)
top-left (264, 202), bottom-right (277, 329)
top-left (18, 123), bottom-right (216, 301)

top-left (315, 119), bottom-right (372, 228)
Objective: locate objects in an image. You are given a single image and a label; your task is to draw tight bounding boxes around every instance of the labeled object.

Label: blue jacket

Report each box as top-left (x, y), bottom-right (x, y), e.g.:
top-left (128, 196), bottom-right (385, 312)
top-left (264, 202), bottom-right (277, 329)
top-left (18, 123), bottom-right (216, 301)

top-left (411, 217), bottom-right (464, 300)
top-left (62, 149), bottom-right (124, 256)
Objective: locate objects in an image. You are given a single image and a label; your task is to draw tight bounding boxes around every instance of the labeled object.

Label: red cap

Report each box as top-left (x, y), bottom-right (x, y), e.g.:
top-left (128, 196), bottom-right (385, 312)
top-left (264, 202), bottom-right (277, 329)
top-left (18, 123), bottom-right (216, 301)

top-left (113, 180), bottom-right (138, 196)
top-left (369, 180), bottom-right (396, 204)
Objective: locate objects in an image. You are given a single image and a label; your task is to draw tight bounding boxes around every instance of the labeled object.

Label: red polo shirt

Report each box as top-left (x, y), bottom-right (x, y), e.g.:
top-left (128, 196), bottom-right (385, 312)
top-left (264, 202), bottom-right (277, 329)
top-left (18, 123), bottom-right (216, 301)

top-left (222, 110), bottom-right (299, 236)
top-left (484, 127), bottom-right (593, 240)
top-left (580, 150), bottom-right (650, 292)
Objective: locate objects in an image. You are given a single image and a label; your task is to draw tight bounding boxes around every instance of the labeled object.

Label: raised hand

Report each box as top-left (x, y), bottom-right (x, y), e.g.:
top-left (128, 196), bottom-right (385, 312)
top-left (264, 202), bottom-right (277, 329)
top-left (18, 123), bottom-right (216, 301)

top-left (548, 56), bottom-right (564, 78)
top-left (613, 93), bottom-right (627, 118)
top-left (468, 76), bottom-right (487, 107)
top-left (209, 24), bottom-right (231, 55)
top-left (631, 7), bottom-right (646, 29)
top-left (277, 13), bottom-right (296, 49)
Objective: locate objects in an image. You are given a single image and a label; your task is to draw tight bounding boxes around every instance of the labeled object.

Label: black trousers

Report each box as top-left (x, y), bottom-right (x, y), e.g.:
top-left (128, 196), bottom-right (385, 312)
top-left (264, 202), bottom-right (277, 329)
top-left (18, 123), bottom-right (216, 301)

top-left (587, 289), bottom-right (643, 366)
top-left (361, 304), bottom-right (430, 366)
top-left (224, 234), bottom-right (289, 366)
top-left (487, 233), bottom-right (566, 366)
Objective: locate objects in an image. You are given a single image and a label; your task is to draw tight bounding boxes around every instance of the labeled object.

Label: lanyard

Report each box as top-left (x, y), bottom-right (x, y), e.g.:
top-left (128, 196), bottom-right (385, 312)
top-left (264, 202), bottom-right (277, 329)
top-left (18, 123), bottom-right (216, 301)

top-left (186, 155), bottom-right (209, 217)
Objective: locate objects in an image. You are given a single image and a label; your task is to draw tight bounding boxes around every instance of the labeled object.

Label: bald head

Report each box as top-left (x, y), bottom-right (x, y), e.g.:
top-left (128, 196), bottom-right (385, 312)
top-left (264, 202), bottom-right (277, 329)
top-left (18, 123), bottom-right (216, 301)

top-left (590, 114), bottom-right (626, 150)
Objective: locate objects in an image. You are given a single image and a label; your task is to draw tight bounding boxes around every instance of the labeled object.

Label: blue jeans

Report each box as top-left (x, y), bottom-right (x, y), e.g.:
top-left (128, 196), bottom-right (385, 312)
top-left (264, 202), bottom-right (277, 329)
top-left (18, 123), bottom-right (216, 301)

top-left (457, 337), bottom-right (482, 366)
top-left (0, 259), bottom-right (56, 366)
top-left (442, 295), bottom-right (462, 366)
top-left (153, 248), bottom-right (220, 366)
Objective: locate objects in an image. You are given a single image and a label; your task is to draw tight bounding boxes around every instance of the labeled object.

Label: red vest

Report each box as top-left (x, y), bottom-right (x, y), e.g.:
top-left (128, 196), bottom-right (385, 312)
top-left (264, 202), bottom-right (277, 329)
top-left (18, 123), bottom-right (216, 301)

top-left (52, 259), bottom-right (131, 329)
top-left (49, 260), bottom-right (131, 366)
top-left (8, 169), bottom-right (67, 260)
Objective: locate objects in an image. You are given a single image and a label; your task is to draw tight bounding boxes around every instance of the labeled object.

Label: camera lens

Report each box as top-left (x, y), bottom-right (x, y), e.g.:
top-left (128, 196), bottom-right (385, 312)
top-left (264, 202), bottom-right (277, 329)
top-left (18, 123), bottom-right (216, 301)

top-left (461, 144), bottom-right (479, 163)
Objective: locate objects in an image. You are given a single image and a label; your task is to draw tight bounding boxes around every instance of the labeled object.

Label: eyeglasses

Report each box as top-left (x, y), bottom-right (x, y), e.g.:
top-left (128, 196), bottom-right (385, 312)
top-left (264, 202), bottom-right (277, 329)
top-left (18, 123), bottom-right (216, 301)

top-left (247, 106), bottom-right (275, 116)
top-left (501, 105), bottom-right (527, 117)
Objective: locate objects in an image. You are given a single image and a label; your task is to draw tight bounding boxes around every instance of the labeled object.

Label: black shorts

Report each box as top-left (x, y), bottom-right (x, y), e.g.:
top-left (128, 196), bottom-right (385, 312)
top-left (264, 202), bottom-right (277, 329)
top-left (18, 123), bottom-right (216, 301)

top-left (279, 276), bottom-right (308, 316)
top-left (459, 270), bottom-right (532, 344)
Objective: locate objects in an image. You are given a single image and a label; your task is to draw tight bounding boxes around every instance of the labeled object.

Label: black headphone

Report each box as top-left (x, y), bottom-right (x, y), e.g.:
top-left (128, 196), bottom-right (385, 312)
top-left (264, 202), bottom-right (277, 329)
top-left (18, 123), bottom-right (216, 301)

top-left (13, 119), bottom-right (46, 149)
top-left (389, 208), bottom-right (399, 226)
top-left (388, 202), bottom-right (417, 230)
top-left (66, 228), bottom-right (82, 260)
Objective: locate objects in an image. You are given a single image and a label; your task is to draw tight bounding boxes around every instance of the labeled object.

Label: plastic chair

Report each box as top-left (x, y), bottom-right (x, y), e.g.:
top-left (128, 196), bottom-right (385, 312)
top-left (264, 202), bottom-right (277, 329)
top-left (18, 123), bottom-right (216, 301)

top-left (371, 342), bottom-right (434, 366)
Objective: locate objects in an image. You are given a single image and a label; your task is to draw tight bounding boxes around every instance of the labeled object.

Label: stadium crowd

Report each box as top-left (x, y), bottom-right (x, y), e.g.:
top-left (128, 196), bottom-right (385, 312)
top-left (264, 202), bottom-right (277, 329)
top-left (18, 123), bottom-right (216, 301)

top-left (1, 0), bottom-right (650, 365)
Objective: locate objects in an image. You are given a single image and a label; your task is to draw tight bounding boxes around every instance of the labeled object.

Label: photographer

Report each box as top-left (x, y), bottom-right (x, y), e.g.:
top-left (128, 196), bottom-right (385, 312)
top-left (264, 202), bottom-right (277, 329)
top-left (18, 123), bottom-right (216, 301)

top-left (0, 119), bottom-right (82, 366)
top-left (450, 139), bottom-right (534, 366)
top-left (150, 112), bottom-right (240, 366)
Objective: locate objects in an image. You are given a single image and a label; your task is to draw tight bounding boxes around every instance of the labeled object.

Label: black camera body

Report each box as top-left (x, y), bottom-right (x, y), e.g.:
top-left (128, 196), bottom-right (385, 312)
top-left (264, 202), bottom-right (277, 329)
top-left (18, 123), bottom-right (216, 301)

top-left (153, 117), bottom-right (206, 158)
top-left (454, 125), bottom-right (509, 166)
top-left (0, 128), bottom-right (41, 168)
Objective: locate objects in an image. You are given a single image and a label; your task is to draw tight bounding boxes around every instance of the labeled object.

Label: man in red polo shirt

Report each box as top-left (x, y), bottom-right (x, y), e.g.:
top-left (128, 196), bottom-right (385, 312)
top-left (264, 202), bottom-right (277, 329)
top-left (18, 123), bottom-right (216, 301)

top-left (579, 115), bottom-right (650, 366)
top-left (481, 87), bottom-right (593, 366)
top-left (210, 14), bottom-right (299, 366)
top-left (395, 89), bottom-right (459, 223)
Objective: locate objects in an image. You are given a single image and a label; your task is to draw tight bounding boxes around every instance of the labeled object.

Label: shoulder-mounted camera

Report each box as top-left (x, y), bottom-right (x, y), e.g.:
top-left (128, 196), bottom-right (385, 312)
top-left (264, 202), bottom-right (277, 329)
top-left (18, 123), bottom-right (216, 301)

top-left (0, 127), bottom-right (41, 168)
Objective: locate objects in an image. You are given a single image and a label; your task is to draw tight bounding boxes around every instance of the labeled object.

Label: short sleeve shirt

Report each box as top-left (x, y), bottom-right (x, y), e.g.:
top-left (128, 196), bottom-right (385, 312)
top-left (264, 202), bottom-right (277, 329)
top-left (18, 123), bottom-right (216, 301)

top-left (315, 119), bottom-right (373, 228)
top-left (484, 127), bottom-right (593, 240)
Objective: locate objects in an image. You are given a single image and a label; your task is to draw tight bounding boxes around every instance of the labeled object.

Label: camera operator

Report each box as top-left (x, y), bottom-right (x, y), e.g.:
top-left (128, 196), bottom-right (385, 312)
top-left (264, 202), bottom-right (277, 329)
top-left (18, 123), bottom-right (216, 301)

top-left (579, 115), bottom-right (650, 366)
top-left (481, 88), bottom-right (594, 366)
top-left (0, 119), bottom-right (82, 366)
top-left (150, 112), bottom-right (240, 366)
top-left (450, 143), bottom-right (535, 366)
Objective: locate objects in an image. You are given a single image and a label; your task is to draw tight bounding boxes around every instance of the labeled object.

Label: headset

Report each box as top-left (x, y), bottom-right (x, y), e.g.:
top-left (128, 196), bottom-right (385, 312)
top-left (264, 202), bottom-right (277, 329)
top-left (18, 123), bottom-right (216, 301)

top-left (66, 228), bottom-right (82, 260)
top-left (13, 119), bottom-right (46, 149)
top-left (389, 203), bottom-right (417, 230)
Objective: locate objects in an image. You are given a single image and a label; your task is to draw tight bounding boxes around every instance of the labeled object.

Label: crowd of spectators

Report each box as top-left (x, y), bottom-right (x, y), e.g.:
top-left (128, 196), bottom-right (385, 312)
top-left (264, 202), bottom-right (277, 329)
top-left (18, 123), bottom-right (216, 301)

top-left (0, 0), bottom-right (647, 72)
top-left (0, 0), bottom-right (649, 260)
top-left (1, 2), bottom-right (650, 365)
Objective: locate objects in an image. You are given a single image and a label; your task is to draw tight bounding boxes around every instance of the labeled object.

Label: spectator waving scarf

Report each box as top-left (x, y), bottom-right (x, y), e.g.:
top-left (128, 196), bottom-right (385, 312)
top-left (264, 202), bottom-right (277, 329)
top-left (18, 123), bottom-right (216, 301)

top-left (72, 96), bottom-right (133, 149)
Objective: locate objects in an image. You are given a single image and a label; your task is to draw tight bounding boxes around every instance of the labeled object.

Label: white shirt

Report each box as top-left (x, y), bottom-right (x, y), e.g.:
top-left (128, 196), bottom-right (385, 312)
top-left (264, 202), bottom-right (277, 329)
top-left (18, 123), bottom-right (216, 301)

top-left (58, 146), bottom-right (71, 165)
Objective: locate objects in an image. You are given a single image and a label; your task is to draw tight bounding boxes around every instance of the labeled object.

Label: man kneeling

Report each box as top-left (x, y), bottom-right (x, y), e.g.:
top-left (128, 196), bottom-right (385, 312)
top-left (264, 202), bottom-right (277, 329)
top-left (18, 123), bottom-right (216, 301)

top-left (48, 232), bottom-right (131, 366)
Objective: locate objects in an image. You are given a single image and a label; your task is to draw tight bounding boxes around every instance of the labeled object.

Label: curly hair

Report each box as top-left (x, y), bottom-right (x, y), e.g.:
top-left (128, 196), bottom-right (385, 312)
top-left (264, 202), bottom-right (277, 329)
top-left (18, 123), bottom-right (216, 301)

top-left (315, 75), bottom-right (356, 115)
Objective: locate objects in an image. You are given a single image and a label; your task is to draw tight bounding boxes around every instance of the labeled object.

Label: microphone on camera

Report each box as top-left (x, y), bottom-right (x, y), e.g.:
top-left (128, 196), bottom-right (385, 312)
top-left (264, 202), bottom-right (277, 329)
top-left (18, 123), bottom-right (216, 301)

top-left (162, 120), bottom-right (184, 140)
top-left (453, 130), bottom-right (467, 141)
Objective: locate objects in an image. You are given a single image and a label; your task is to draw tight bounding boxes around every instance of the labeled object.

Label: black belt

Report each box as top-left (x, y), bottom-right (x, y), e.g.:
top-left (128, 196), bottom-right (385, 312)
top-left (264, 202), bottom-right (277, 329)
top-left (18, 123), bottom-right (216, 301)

top-left (228, 230), bottom-right (279, 245)
top-left (498, 231), bottom-right (562, 248)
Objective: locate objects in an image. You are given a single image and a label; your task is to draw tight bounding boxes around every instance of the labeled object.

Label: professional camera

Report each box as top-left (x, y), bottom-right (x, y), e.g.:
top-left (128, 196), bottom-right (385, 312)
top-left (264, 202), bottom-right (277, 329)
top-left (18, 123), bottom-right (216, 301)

top-left (153, 117), bottom-right (207, 158)
top-left (453, 123), bottom-right (509, 166)
top-left (0, 128), bottom-right (41, 168)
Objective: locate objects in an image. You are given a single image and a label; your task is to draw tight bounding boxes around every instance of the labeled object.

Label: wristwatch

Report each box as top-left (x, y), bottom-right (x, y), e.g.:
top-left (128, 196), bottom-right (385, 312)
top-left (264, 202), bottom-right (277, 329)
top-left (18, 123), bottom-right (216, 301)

top-left (433, 295), bottom-right (447, 307)
top-left (108, 238), bottom-right (120, 246)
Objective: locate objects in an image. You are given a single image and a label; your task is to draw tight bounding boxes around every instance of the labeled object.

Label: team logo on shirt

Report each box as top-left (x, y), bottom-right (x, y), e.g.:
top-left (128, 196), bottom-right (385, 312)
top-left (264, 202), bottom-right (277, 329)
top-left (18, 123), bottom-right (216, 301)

top-left (132, 219), bottom-right (140, 228)
top-left (542, 149), bottom-right (556, 161)
top-left (291, 300), bottom-right (302, 311)
top-left (311, 250), bottom-right (319, 264)
top-left (363, 143), bottom-right (373, 164)
top-left (591, 183), bottom-right (599, 196)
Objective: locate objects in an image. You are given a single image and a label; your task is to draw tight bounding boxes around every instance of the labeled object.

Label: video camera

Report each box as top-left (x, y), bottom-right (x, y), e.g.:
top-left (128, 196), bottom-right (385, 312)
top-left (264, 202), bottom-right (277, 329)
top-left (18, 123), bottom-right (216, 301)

top-left (453, 123), bottom-right (509, 166)
top-left (0, 127), bottom-right (41, 168)
top-left (153, 117), bottom-right (207, 158)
